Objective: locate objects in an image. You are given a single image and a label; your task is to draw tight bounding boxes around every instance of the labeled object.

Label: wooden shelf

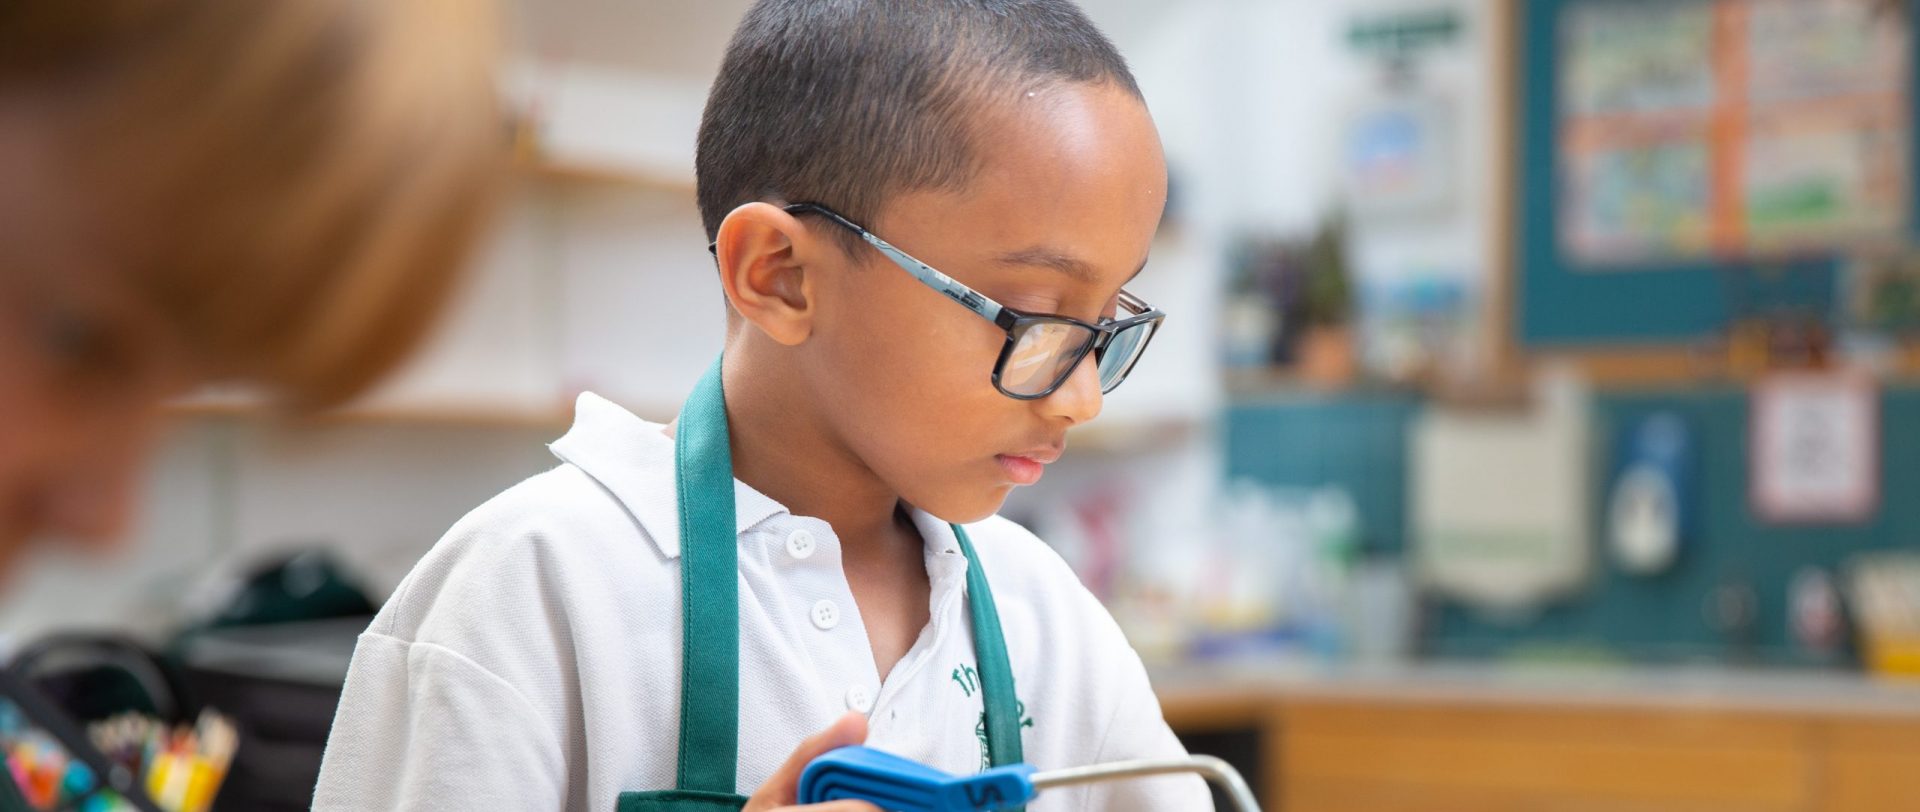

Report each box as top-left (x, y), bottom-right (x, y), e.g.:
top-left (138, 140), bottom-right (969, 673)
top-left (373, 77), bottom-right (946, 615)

top-left (165, 391), bottom-right (1205, 457)
top-left (513, 156), bottom-right (695, 193)
top-left (1518, 343), bottom-right (1920, 391)
top-left (164, 399), bottom-right (574, 431)
top-left (166, 401), bottom-right (1207, 461)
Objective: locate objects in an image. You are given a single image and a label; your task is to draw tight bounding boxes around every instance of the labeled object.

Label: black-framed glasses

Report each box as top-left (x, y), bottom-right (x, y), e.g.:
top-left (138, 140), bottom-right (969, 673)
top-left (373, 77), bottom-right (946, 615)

top-left (710, 202), bottom-right (1165, 400)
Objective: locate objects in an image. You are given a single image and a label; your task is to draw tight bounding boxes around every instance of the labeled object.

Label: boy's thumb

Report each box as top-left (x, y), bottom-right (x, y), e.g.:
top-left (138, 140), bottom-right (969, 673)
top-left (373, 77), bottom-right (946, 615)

top-left (744, 712), bottom-right (872, 811)
top-left (825, 711), bottom-right (869, 745)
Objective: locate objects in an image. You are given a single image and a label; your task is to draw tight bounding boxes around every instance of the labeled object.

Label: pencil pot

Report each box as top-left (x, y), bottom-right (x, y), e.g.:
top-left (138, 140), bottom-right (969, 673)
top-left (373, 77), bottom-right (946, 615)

top-left (1862, 633), bottom-right (1920, 679)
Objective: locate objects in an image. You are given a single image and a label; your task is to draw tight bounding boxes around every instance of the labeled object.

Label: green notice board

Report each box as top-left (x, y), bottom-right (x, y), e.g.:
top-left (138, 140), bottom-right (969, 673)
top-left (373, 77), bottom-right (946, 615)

top-left (1514, 0), bottom-right (1920, 347)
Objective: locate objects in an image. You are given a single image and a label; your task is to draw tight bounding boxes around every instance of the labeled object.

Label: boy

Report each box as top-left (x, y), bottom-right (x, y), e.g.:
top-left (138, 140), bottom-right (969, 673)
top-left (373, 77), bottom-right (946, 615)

top-left (314, 1), bottom-right (1206, 810)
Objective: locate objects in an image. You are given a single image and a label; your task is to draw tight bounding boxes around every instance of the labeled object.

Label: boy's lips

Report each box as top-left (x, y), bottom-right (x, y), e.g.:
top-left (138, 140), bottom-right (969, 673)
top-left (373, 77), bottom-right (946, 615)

top-left (996, 444), bottom-right (1063, 486)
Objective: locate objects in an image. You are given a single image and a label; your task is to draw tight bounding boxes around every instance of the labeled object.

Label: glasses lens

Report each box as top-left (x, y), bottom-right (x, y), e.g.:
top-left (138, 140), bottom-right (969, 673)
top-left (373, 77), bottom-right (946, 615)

top-left (1000, 320), bottom-right (1095, 396)
top-left (1096, 319), bottom-right (1158, 393)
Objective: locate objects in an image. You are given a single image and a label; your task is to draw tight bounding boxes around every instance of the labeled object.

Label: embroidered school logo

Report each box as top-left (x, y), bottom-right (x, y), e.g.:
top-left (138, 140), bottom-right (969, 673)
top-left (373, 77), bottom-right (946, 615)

top-left (951, 662), bottom-right (982, 697)
top-left (952, 662), bottom-right (1033, 769)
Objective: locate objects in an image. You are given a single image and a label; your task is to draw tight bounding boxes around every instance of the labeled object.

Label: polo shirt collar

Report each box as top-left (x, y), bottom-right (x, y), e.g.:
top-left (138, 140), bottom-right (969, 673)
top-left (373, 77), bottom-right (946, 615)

top-left (549, 392), bottom-right (787, 559)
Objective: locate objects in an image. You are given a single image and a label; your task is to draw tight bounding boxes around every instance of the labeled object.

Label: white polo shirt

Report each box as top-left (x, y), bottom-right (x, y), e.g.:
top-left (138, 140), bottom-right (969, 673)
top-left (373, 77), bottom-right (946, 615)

top-left (313, 392), bottom-right (1208, 811)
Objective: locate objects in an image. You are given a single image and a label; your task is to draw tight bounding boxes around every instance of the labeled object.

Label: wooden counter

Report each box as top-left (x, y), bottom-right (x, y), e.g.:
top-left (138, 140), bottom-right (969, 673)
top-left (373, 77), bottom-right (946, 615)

top-left (1152, 662), bottom-right (1920, 812)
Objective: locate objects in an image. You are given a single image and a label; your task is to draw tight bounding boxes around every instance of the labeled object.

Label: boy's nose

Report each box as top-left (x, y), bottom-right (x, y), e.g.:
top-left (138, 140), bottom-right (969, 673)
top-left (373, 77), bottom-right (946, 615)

top-left (1038, 354), bottom-right (1103, 425)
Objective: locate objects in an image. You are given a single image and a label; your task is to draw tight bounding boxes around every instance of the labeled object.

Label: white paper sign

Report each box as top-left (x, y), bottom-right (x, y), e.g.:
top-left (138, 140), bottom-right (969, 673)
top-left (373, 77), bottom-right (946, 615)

top-left (1412, 370), bottom-right (1592, 610)
top-left (1750, 373), bottom-right (1879, 524)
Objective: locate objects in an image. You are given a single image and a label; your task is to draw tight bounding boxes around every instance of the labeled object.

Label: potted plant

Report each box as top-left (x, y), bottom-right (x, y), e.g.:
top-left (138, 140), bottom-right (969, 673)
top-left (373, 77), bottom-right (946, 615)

top-left (1299, 213), bottom-right (1357, 388)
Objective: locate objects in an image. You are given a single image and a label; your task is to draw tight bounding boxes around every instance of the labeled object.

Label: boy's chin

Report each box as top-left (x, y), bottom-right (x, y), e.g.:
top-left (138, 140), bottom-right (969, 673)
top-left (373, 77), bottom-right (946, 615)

top-left (904, 483), bottom-right (1015, 527)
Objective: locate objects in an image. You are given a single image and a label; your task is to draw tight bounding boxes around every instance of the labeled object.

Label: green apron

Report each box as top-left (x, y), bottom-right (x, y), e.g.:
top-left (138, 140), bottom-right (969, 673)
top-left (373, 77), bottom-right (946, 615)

top-left (618, 358), bottom-right (1026, 811)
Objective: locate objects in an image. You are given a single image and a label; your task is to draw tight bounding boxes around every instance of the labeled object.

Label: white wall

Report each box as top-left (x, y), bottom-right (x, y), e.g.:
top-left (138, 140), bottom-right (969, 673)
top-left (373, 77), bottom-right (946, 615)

top-left (553, 185), bottom-right (726, 416)
top-left (357, 192), bottom-right (563, 412)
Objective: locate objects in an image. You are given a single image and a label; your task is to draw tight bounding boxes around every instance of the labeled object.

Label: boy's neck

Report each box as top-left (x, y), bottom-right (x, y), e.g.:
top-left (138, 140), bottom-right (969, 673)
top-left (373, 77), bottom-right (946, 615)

top-left (718, 352), bottom-right (918, 556)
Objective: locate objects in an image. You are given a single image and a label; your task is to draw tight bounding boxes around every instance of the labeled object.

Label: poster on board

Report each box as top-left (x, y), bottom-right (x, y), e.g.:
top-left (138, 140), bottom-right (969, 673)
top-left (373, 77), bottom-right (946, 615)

top-left (1557, 0), bottom-right (1910, 267)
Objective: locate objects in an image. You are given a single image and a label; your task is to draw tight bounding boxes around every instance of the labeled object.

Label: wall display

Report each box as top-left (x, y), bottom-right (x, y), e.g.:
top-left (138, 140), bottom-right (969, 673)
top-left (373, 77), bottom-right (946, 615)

top-left (1558, 0), bottom-right (1908, 266)
top-left (1607, 412), bottom-right (1695, 575)
top-left (1558, 1), bottom-right (1719, 263)
top-left (1750, 371), bottom-right (1880, 523)
top-left (1344, 93), bottom-right (1456, 218)
top-left (1515, 0), bottom-right (1916, 347)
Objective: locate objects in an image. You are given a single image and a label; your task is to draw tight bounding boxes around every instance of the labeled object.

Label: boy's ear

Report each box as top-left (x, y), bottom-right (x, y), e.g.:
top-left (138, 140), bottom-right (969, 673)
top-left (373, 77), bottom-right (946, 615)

top-left (712, 202), bottom-right (814, 346)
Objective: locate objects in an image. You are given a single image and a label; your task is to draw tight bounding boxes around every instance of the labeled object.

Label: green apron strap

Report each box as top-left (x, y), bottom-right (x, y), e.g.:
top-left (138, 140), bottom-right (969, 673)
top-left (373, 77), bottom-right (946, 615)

top-left (673, 357), bottom-right (741, 794)
top-left (951, 524), bottom-right (1025, 769)
top-left (648, 353), bottom-right (1022, 811)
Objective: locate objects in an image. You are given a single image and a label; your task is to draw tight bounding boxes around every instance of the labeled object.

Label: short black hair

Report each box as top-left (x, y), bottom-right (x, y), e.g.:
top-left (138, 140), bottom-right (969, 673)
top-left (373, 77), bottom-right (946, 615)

top-left (696, 0), bottom-right (1142, 248)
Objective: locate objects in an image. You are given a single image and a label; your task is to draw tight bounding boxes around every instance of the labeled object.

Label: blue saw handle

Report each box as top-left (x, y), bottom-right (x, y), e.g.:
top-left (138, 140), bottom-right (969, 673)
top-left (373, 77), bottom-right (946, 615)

top-left (798, 745), bottom-right (1038, 811)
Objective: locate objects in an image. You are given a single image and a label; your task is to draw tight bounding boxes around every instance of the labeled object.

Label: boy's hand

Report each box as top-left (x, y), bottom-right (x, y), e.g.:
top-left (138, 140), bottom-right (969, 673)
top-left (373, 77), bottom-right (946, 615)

top-left (744, 712), bottom-right (882, 812)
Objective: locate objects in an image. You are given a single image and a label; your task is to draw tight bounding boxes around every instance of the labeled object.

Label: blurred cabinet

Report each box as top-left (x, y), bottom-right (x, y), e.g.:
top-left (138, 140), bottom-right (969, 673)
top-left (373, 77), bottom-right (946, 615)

top-left (1275, 701), bottom-right (1806, 812)
top-left (1817, 718), bottom-right (1920, 812)
top-left (1160, 680), bottom-right (1920, 812)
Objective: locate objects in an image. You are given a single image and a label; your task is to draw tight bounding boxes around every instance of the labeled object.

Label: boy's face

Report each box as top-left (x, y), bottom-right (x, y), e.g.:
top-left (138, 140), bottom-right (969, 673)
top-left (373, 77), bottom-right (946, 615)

top-left (798, 81), bottom-right (1167, 523)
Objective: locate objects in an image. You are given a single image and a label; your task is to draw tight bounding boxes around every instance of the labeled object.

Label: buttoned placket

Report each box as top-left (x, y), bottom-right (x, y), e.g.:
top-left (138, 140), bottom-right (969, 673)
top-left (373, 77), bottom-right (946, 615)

top-left (766, 516), bottom-right (883, 720)
top-left (764, 514), bottom-right (971, 731)
top-left (867, 521), bottom-right (972, 737)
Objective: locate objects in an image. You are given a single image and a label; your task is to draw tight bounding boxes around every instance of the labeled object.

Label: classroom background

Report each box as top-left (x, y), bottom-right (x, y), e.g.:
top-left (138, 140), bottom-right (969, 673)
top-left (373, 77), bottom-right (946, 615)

top-left (12, 0), bottom-right (1920, 810)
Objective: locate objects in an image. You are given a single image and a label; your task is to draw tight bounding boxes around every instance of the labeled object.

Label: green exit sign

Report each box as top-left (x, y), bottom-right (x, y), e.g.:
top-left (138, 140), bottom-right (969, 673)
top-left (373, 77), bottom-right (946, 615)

top-left (1348, 8), bottom-right (1463, 56)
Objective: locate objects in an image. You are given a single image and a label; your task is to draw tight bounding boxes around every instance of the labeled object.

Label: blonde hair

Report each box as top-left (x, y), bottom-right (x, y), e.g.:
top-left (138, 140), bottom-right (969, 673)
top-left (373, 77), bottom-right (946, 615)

top-left (0, 0), bottom-right (504, 409)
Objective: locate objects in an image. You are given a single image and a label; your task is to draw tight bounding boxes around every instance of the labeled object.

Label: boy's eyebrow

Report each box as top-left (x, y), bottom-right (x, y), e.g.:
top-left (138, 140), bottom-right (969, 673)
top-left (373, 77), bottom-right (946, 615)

top-left (992, 247), bottom-right (1149, 284)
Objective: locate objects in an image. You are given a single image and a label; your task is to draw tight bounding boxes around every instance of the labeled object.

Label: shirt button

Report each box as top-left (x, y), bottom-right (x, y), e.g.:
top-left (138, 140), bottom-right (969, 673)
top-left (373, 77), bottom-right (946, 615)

top-left (846, 685), bottom-right (875, 714)
top-left (785, 530), bottom-right (817, 560)
top-left (810, 599), bottom-right (840, 630)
